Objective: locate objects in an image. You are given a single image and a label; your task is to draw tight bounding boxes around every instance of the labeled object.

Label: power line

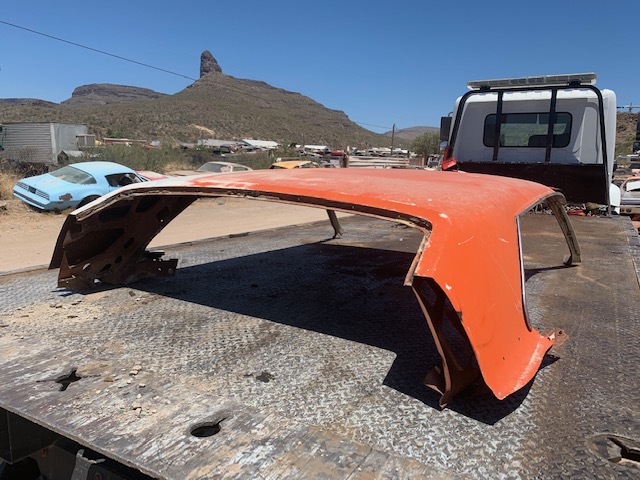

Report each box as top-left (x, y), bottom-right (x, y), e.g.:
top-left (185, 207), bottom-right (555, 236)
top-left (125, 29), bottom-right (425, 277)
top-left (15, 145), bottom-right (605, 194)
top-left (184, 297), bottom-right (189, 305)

top-left (617, 104), bottom-right (640, 112)
top-left (353, 121), bottom-right (394, 130)
top-left (0, 19), bottom-right (197, 81)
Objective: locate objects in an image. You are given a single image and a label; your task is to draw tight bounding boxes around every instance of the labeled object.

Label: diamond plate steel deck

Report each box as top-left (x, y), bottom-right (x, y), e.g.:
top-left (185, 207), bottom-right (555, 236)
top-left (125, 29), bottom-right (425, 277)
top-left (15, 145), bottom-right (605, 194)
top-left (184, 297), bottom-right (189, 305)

top-left (1, 214), bottom-right (639, 479)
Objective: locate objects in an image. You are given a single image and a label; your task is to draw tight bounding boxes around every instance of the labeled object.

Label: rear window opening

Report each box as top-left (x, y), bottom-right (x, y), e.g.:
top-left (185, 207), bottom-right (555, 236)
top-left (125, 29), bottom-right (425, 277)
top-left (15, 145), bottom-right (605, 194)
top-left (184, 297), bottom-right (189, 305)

top-left (49, 166), bottom-right (97, 185)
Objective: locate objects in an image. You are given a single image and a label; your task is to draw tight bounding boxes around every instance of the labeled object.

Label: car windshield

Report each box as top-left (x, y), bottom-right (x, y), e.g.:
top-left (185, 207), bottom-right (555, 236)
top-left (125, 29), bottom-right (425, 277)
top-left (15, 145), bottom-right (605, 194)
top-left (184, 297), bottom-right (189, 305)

top-left (198, 163), bottom-right (231, 173)
top-left (49, 166), bottom-right (97, 185)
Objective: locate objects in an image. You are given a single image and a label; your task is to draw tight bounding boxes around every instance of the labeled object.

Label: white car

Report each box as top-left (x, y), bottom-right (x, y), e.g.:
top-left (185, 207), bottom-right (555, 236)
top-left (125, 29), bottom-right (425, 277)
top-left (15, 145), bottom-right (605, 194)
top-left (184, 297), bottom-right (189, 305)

top-left (620, 176), bottom-right (640, 215)
top-left (168, 161), bottom-right (253, 177)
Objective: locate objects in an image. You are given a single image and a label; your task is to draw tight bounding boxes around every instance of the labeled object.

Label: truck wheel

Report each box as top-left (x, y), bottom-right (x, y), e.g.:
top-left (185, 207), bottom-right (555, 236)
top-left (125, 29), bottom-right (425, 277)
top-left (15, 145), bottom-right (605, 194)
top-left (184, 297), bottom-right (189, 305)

top-left (77, 195), bottom-right (100, 208)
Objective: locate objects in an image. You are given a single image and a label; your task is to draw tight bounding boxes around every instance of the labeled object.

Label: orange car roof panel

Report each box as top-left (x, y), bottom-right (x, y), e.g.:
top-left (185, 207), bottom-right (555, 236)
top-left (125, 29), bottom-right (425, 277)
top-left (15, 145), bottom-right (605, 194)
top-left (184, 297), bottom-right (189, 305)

top-left (51, 169), bottom-right (580, 405)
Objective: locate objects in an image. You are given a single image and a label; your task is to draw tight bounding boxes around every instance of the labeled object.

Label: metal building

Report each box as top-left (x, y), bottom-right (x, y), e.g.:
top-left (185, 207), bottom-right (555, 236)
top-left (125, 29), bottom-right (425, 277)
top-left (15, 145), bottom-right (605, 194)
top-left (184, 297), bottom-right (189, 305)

top-left (0, 122), bottom-right (93, 165)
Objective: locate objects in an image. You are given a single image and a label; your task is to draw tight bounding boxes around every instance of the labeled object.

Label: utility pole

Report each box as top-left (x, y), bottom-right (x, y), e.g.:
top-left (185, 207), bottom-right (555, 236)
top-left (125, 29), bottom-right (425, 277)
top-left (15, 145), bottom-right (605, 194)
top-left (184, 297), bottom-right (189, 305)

top-left (390, 124), bottom-right (395, 157)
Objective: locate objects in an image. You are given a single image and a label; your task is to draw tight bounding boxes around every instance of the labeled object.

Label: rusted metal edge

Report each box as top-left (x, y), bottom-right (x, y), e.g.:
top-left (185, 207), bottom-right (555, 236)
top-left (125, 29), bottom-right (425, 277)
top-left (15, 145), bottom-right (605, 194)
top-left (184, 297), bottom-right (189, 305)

top-left (49, 170), bottom-right (581, 404)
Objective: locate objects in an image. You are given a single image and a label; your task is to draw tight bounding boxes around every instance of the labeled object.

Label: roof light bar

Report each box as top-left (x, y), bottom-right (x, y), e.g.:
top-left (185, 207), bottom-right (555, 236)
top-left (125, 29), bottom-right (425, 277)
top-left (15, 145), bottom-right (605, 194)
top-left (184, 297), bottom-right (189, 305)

top-left (467, 73), bottom-right (597, 90)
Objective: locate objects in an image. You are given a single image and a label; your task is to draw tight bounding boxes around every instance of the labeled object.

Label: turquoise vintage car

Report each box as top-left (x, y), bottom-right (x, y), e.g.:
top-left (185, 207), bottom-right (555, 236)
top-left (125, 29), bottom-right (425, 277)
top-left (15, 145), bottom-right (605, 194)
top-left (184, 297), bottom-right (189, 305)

top-left (13, 161), bottom-right (148, 211)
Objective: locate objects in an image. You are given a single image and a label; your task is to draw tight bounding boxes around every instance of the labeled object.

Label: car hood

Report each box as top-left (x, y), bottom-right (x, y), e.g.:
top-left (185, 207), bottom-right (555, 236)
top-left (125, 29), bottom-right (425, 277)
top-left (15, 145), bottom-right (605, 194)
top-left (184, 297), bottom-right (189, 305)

top-left (621, 179), bottom-right (640, 202)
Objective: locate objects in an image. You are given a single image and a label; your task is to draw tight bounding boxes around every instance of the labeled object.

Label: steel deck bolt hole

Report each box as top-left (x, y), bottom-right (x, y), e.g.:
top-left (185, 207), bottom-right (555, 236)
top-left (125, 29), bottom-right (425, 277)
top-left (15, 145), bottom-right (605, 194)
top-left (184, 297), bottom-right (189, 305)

top-left (190, 419), bottom-right (225, 438)
top-left (55, 369), bottom-right (81, 391)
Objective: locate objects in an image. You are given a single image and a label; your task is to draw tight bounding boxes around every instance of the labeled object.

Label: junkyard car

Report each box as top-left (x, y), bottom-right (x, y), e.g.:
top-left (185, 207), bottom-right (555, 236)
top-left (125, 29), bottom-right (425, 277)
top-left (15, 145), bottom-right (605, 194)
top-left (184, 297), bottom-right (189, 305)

top-left (13, 161), bottom-right (148, 211)
top-left (269, 160), bottom-right (319, 169)
top-left (168, 161), bottom-right (253, 177)
top-left (619, 176), bottom-right (640, 215)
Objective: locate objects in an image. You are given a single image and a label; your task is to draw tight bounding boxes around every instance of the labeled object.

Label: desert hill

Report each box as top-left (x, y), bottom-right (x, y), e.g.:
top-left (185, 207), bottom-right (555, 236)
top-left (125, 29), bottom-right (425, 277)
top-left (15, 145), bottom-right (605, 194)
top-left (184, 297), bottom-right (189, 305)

top-left (0, 51), bottom-right (393, 147)
top-left (616, 112), bottom-right (639, 154)
top-left (61, 84), bottom-right (167, 106)
top-left (384, 125), bottom-right (439, 141)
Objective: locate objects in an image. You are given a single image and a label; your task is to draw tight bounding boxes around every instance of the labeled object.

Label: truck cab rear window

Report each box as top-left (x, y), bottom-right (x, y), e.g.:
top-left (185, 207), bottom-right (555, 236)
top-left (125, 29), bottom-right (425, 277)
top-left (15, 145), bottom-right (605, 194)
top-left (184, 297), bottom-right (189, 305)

top-left (483, 112), bottom-right (572, 148)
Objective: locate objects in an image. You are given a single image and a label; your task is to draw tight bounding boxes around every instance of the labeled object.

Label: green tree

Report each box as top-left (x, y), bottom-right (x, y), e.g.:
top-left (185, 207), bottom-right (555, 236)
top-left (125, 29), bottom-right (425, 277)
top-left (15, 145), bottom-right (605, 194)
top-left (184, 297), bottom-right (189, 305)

top-left (411, 132), bottom-right (440, 159)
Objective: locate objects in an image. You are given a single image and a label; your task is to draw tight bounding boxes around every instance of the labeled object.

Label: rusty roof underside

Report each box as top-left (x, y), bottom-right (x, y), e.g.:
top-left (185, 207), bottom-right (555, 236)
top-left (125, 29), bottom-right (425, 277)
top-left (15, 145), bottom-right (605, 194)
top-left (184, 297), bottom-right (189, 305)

top-left (50, 169), bottom-right (581, 405)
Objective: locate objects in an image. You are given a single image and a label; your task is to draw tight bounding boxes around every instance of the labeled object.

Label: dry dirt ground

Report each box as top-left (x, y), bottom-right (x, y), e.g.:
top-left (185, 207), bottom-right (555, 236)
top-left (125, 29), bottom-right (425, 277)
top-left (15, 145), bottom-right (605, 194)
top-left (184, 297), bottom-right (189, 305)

top-left (0, 197), bottom-right (344, 273)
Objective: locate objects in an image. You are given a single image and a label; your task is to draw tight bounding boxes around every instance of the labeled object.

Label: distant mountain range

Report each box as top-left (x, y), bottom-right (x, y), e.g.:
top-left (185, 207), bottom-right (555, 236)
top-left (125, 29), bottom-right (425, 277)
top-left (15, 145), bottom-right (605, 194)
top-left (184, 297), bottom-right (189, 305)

top-left (61, 84), bottom-right (167, 106)
top-left (384, 126), bottom-right (439, 141)
top-left (0, 98), bottom-right (57, 107)
top-left (0, 51), bottom-right (432, 147)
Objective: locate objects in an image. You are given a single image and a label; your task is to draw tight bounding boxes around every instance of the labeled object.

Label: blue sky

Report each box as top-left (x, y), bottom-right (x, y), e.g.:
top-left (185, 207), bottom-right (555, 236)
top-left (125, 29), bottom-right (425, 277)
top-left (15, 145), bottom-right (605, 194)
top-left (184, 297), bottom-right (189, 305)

top-left (1, 1), bottom-right (638, 134)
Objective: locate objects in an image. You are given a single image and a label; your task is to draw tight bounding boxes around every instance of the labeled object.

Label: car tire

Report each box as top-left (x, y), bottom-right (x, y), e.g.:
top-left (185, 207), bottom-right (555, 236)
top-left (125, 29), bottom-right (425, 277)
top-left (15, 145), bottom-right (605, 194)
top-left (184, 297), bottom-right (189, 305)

top-left (77, 195), bottom-right (100, 208)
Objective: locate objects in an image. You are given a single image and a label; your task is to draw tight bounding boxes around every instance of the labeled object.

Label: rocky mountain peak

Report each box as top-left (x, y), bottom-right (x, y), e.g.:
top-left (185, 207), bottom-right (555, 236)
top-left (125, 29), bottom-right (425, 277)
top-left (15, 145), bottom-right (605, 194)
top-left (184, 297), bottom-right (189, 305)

top-left (200, 50), bottom-right (223, 77)
top-left (61, 84), bottom-right (166, 106)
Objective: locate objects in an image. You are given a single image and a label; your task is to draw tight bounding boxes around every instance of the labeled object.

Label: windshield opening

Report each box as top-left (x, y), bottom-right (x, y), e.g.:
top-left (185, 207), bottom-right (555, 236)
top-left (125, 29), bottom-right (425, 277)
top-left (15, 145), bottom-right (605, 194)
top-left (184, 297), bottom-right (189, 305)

top-left (198, 163), bottom-right (231, 173)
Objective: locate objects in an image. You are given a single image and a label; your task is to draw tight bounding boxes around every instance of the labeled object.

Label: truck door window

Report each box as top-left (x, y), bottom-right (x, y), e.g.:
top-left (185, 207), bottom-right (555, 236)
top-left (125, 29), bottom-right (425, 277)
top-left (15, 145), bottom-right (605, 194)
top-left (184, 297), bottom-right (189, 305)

top-left (483, 112), bottom-right (572, 148)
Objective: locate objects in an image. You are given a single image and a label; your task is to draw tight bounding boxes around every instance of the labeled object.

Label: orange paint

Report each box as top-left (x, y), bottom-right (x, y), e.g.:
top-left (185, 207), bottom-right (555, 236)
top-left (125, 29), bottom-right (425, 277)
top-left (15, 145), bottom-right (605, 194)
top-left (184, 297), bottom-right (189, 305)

top-left (53, 169), bottom-right (580, 403)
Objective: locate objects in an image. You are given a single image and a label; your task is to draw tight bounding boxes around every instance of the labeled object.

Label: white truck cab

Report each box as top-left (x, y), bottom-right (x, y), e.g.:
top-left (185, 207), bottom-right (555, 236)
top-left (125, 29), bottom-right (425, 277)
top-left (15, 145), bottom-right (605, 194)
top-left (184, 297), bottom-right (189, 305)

top-left (441, 73), bottom-right (620, 209)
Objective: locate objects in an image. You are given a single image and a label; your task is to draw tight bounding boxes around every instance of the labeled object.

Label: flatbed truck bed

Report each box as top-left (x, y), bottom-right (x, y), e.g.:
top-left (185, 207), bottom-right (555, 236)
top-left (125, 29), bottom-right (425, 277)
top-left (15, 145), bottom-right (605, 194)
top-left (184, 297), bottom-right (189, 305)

top-left (1, 214), bottom-right (639, 479)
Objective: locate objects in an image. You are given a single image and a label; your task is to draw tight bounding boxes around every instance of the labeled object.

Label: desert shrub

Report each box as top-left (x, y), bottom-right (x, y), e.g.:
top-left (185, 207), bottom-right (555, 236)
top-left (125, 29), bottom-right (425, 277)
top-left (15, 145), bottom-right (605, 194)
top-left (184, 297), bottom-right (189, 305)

top-left (184, 149), bottom-right (223, 168)
top-left (82, 145), bottom-right (189, 173)
top-left (86, 145), bottom-right (273, 172)
top-left (0, 171), bottom-right (19, 200)
top-left (232, 151), bottom-right (274, 170)
top-left (0, 144), bottom-right (283, 186)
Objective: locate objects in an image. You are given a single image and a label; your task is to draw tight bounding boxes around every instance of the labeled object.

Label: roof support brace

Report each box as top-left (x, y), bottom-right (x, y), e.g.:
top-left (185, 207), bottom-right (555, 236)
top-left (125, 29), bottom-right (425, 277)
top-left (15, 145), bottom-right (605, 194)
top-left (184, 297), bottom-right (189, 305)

top-left (544, 89), bottom-right (558, 163)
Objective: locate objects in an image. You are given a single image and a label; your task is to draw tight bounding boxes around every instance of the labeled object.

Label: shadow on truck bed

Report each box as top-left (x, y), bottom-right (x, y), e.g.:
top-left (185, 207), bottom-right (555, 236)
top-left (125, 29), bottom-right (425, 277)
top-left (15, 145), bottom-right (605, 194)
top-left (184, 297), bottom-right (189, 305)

top-left (127, 217), bottom-right (560, 424)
